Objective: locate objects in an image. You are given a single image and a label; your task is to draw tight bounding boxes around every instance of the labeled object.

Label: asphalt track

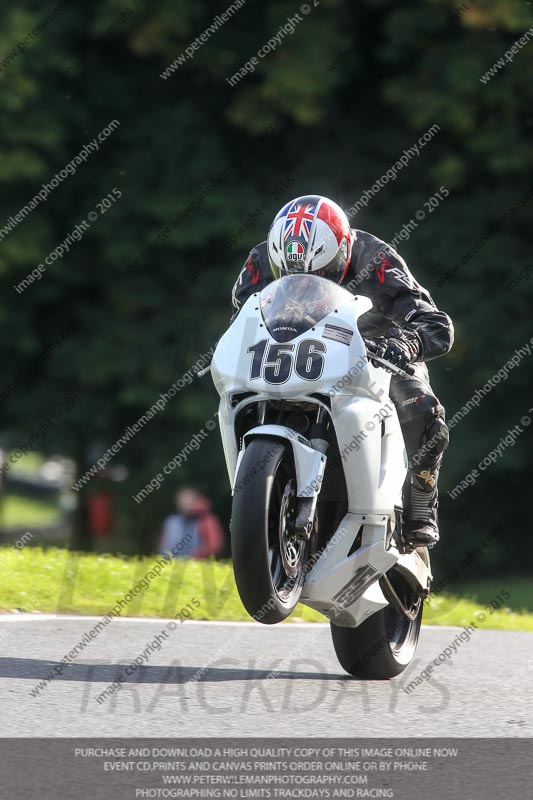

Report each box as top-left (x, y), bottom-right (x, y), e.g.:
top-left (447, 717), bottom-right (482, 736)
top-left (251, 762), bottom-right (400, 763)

top-left (0, 616), bottom-right (531, 737)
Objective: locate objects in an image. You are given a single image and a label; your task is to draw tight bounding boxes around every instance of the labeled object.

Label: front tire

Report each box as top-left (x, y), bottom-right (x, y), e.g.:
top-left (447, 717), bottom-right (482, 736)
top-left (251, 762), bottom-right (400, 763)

top-left (330, 567), bottom-right (425, 679)
top-left (231, 439), bottom-right (308, 624)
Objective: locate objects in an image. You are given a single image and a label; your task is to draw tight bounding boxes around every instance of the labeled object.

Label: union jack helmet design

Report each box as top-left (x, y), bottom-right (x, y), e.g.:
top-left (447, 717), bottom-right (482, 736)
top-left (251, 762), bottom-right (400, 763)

top-left (267, 195), bottom-right (353, 284)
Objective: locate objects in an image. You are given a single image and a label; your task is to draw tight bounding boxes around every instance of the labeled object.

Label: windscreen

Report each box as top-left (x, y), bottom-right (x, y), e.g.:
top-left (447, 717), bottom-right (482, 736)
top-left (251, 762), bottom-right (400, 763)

top-left (260, 274), bottom-right (353, 342)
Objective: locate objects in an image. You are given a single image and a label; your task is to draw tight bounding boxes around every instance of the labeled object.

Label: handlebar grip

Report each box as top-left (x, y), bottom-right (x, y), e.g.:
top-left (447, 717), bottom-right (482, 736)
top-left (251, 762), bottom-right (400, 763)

top-left (365, 352), bottom-right (415, 380)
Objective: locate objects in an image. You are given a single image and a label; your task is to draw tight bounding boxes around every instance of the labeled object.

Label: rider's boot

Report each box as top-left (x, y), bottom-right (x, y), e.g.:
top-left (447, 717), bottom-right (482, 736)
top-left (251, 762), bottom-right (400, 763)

top-left (403, 464), bottom-right (440, 548)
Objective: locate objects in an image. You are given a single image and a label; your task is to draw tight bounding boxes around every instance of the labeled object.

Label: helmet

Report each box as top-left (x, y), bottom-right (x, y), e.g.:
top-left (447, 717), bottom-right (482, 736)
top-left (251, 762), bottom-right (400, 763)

top-left (267, 195), bottom-right (353, 284)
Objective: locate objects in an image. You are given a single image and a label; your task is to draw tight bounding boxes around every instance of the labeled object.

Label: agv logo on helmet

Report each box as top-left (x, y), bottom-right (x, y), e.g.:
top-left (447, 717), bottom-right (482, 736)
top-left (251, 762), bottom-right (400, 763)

top-left (285, 240), bottom-right (305, 263)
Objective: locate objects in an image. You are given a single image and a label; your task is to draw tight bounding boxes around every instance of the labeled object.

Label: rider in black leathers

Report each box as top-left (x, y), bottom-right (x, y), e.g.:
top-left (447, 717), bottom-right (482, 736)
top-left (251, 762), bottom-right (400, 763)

top-left (230, 212), bottom-right (454, 548)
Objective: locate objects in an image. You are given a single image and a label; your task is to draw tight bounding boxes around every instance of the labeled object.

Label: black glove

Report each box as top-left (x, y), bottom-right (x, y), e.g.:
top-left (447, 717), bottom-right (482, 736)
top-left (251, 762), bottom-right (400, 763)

top-left (365, 330), bottom-right (420, 373)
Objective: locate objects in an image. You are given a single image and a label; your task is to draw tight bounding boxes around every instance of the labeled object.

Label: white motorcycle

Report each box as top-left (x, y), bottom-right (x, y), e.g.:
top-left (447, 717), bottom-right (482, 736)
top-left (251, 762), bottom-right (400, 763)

top-left (208, 273), bottom-right (431, 679)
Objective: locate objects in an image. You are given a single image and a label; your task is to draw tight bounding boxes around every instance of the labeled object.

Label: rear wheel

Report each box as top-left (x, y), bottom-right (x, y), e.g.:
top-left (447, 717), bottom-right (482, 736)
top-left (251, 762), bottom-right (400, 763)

top-left (231, 439), bottom-right (308, 624)
top-left (330, 558), bottom-right (427, 679)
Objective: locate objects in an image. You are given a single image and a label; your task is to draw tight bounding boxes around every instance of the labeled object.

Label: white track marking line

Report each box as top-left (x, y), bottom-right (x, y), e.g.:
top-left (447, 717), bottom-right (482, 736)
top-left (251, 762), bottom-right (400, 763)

top-left (0, 615), bottom-right (522, 633)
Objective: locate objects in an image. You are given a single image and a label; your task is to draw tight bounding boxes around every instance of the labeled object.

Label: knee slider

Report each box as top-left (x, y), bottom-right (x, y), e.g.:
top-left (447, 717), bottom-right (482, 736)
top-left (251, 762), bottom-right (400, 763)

top-left (422, 412), bottom-right (449, 458)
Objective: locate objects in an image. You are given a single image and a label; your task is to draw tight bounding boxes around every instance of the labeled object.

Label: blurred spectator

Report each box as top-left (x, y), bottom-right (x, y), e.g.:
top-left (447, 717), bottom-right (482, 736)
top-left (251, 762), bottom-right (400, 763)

top-left (159, 487), bottom-right (224, 558)
top-left (87, 471), bottom-right (114, 542)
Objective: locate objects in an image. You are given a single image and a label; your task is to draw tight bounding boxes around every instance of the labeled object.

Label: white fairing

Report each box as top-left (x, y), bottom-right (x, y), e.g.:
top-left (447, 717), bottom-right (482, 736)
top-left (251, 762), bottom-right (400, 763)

top-left (211, 275), bottom-right (430, 627)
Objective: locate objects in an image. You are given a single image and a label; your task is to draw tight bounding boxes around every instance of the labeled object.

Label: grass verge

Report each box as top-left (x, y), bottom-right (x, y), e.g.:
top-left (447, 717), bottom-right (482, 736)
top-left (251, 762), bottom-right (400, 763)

top-left (0, 547), bottom-right (531, 630)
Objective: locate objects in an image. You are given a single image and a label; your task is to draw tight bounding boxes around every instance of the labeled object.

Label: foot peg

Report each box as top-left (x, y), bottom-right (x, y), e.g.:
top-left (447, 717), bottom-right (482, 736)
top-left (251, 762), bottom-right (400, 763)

top-left (403, 522), bottom-right (440, 550)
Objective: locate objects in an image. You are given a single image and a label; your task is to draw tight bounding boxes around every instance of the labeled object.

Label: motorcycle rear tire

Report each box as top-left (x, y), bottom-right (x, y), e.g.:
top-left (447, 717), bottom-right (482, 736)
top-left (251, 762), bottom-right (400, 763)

top-left (330, 590), bottom-right (423, 679)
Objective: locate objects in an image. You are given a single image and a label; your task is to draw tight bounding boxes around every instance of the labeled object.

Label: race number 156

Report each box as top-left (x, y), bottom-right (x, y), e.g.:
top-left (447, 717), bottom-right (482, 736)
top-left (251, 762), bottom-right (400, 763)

top-left (247, 339), bottom-right (326, 385)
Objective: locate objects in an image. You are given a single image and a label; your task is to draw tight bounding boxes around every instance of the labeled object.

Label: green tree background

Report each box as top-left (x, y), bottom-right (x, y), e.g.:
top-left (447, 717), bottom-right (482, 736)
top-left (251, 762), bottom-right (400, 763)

top-left (0, 0), bottom-right (530, 576)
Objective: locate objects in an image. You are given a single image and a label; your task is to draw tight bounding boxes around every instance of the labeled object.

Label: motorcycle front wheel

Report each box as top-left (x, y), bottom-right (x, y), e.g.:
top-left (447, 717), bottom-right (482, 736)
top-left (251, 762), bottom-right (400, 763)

top-left (231, 438), bottom-right (308, 624)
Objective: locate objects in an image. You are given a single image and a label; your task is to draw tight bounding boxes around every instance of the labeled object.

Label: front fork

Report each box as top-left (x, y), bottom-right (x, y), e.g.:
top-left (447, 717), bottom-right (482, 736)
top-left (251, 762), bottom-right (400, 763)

top-left (295, 407), bottom-right (330, 540)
